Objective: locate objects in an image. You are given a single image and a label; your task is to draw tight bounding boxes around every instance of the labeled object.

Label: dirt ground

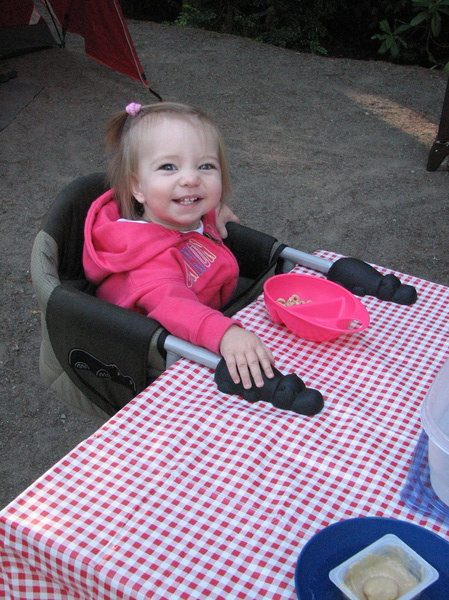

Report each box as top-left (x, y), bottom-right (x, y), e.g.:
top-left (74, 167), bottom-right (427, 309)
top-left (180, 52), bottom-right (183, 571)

top-left (1, 20), bottom-right (448, 510)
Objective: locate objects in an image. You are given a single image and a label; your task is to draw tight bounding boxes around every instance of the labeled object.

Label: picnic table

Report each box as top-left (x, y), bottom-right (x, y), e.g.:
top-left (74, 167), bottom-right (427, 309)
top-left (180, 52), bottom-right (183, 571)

top-left (1, 252), bottom-right (448, 599)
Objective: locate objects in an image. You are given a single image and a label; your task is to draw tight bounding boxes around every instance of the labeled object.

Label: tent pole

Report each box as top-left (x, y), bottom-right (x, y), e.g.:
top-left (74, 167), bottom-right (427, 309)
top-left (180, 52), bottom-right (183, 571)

top-left (148, 86), bottom-right (163, 101)
top-left (40, 0), bottom-right (65, 48)
top-left (60, 0), bottom-right (76, 47)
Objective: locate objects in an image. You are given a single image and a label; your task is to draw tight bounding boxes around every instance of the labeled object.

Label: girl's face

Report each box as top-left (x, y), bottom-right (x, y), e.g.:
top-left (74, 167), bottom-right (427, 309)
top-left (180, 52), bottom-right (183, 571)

top-left (131, 116), bottom-right (223, 231)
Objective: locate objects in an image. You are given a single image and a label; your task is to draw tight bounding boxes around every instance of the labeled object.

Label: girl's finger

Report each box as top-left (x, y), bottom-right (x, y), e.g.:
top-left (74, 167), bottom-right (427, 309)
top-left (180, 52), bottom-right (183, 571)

top-left (225, 356), bottom-right (240, 385)
top-left (245, 353), bottom-right (265, 388)
top-left (236, 356), bottom-right (253, 389)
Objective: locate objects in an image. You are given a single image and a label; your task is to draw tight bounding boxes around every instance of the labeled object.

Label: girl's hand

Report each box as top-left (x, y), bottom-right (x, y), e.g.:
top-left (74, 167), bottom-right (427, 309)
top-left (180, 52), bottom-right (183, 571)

top-left (215, 204), bottom-right (240, 238)
top-left (219, 325), bottom-right (275, 389)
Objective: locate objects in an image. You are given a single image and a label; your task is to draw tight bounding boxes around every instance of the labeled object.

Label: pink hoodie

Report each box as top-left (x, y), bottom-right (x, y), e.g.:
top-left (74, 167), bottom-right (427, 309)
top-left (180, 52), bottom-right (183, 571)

top-left (83, 190), bottom-right (240, 354)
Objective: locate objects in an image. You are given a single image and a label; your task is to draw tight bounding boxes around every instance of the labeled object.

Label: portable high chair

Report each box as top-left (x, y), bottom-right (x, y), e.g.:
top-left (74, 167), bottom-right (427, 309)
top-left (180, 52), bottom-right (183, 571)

top-left (31, 173), bottom-right (294, 419)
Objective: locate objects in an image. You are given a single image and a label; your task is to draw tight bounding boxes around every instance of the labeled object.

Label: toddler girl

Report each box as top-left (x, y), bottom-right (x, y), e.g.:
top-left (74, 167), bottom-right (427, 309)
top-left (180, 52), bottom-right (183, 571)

top-left (83, 101), bottom-right (274, 390)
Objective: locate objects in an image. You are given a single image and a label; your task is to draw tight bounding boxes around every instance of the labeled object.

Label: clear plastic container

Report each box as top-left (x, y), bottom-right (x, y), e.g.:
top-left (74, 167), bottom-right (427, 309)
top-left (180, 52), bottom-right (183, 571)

top-left (421, 358), bottom-right (449, 507)
top-left (329, 534), bottom-right (439, 600)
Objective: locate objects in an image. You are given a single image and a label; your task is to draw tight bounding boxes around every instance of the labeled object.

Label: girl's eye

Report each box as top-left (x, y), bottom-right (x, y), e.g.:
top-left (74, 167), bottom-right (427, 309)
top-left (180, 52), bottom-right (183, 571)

top-left (160, 164), bottom-right (176, 171)
top-left (200, 163), bottom-right (216, 170)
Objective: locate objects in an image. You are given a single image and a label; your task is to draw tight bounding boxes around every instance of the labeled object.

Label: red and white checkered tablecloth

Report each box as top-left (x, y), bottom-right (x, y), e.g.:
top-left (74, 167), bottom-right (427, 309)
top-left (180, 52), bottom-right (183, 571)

top-left (1, 253), bottom-right (449, 600)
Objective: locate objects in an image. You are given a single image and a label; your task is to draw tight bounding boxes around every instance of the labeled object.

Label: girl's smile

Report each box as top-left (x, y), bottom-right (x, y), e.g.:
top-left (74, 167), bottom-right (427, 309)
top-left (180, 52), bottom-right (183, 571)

top-left (177, 197), bottom-right (199, 205)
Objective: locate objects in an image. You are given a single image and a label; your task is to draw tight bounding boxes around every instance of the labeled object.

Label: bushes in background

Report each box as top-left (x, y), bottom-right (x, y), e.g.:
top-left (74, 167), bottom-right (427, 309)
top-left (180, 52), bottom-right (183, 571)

top-left (120, 0), bottom-right (449, 69)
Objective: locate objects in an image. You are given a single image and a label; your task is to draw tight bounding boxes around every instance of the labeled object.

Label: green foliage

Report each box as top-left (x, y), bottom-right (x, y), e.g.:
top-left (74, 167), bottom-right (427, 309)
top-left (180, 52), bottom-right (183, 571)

top-left (173, 3), bottom-right (217, 29)
top-left (410, 0), bottom-right (449, 36)
top-left (172, 0), bottom-right (334, 55)
top-left (371, 0), bottom-right (449, 69)
top-left (161, 0), bottom-right (449, 69)
top-left (371, 19), bottom-right (409, 58)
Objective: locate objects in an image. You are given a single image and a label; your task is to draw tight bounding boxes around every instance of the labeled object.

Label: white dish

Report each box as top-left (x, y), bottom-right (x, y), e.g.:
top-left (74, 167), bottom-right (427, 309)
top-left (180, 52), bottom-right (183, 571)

top-left (328, 533), bottom-right (439, 600)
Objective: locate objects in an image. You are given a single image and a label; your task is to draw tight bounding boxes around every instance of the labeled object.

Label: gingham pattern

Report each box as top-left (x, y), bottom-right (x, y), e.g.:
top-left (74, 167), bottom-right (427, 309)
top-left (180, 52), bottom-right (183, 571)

top-left (1, 253), bottom-right (449, 600)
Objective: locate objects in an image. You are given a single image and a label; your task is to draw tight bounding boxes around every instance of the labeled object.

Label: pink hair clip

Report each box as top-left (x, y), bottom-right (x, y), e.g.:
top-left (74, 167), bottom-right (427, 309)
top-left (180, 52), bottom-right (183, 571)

top-left (125, 102), bottom-right (142, 117)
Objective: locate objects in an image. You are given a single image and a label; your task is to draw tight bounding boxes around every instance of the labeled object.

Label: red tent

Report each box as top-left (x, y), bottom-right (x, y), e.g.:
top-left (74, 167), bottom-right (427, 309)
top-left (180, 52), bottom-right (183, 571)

top-left (0, 0), bottom-right (161, 97)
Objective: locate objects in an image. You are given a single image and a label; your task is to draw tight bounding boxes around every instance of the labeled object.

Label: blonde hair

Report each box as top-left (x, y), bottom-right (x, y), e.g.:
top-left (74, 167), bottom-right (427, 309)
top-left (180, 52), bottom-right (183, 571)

top-left (105, 101), bottom-right (231, 220)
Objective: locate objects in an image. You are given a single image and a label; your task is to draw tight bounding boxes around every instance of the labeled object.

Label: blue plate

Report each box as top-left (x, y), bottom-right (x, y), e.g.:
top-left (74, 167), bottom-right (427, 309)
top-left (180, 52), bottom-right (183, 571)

top-left (294, 517), bottom-right (449, 599)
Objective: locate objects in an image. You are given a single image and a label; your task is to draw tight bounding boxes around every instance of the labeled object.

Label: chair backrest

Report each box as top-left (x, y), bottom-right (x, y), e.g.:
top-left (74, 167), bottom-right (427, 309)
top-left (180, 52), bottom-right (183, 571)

top-left (31, 173), bottom-right (164, 419)
top-left (43, 172), bottom-right (108, 287)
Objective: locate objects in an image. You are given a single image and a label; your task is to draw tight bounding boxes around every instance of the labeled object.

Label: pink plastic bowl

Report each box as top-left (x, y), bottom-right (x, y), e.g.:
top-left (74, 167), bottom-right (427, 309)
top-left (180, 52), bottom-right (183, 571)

top-left (264, 274), bottom-right (370, 342)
